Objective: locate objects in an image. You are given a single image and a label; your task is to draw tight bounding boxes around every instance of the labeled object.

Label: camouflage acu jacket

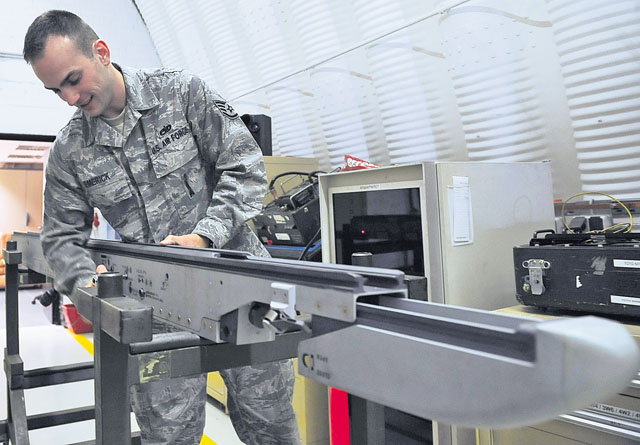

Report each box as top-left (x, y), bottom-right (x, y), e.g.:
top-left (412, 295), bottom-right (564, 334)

top-left (41, 65), bottom-right (268, 296)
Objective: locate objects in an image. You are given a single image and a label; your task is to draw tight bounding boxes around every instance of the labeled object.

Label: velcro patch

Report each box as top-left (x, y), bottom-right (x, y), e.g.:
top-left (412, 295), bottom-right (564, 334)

top-left (213, 100), bottom-right (239, 119)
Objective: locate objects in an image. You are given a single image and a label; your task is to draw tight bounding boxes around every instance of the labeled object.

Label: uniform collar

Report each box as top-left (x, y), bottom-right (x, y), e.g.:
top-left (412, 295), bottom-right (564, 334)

top-left (81, 64), bottom-right (160, 147)
top-left (117, 64), bottom-right (159, 112)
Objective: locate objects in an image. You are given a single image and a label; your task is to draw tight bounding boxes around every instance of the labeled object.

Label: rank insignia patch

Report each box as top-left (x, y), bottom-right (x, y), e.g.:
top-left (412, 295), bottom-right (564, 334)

top-left (213, 100), bottom-right (239, 119)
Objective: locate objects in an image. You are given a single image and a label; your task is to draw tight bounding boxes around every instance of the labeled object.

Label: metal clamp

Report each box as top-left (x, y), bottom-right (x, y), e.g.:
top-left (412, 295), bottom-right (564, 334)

top-left (522, 259), bottom-right (550, 295)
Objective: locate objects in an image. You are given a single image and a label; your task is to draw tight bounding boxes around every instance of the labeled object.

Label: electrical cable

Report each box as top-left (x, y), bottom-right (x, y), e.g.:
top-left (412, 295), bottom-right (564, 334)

top-left (298, 226), bottom-right (322, 261)
top-left (268, 170), bottom-right (324, 200)
top-left (561, 192), bottom-right (633, 234)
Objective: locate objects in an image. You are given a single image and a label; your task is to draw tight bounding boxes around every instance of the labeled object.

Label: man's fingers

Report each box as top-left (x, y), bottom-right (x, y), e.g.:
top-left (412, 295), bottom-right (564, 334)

top-left (159, 235), bottom-right (178, 245)
top-left (159, 234), bottom-right (208, 247)
top-left (86, 263), bottom-right (109, 287)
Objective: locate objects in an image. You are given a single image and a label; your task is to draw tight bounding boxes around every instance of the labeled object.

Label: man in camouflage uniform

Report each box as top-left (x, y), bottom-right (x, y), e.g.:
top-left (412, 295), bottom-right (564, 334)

top-left (23, 10), bottom-right (301, 445)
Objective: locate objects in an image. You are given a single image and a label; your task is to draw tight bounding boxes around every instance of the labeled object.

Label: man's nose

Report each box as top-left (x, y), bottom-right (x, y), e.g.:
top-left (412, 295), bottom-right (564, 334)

top-left (59, 87), bottom-right (80, 106)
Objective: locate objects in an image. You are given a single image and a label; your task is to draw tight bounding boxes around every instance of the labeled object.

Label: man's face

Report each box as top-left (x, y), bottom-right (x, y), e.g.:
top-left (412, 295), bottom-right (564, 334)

top-left (31, 35), bottom-right (114, 117)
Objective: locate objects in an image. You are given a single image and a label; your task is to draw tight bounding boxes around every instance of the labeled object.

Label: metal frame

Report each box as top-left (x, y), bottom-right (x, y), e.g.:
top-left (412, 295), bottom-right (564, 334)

top-left (1, 241), bottom-right (97, 445)
top-left (86, 275), bottom-right (306, 445)
top-left (4, 234), bottom-right (640, 444)
top-left (1, 241), bottom-right (307, 444)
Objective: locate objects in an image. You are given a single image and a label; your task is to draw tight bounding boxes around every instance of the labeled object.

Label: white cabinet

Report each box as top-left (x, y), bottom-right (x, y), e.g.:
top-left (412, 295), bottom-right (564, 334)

top-left (0, 169), bottom-right (44, 234)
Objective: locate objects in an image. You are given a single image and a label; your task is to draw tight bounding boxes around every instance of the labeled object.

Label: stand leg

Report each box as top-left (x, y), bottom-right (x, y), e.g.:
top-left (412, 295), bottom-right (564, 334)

top-left (5, 241), bottom-right (20, 356)
top-left (349, 394), bottom-right (385, 445)
top-left (52, 291), bottom-right (61, 325)
top-left (7, 387), bottom-right (29, 444)
top-left (4, 241), bottom-right (29, 444)
top-left (93, 296), bottom-right (132, 445)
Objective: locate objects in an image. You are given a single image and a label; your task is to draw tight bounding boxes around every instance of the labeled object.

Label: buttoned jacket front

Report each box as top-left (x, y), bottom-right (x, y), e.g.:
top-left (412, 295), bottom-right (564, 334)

top-left (42, 65), bottom-right (268, 295)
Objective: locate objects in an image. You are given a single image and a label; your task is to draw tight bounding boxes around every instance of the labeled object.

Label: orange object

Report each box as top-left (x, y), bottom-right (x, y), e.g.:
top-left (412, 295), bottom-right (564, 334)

top-left (62, 304), bottom-right (93, 334)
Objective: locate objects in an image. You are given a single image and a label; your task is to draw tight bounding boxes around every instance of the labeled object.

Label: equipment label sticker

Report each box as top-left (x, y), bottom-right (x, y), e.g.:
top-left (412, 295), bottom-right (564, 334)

top-left (139, 352), bottom-right (170, 383)
top-left (275, 233), bottom-right (291, 241)
top-left (591, 403), bottom-right (640, 421)
top-left (611, 295), bottom-right (640, 306)
top-left (613, 259), bottom-right (640, 268)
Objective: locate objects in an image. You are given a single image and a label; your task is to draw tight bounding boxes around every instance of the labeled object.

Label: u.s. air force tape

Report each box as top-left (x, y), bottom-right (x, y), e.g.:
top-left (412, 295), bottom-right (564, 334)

top-left (213, 99), bottom-right (239, 119)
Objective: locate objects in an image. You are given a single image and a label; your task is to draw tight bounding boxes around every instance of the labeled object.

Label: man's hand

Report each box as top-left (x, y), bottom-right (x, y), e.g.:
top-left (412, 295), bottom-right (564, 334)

top-left (86, 235), bottom-right (208, 287)
top-left (159, 234), bottom-right (210, 248)
top-left (85, 264), bottom-right (109, 287)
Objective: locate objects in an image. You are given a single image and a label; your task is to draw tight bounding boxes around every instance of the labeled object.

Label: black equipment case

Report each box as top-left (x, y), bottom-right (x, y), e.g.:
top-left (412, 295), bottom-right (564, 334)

top-left (513, 232), bottom-right (640, 317)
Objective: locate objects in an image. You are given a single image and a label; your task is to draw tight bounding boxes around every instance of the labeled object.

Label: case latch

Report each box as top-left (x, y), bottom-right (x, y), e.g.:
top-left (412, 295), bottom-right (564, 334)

top-left (522, 259), bottom-right (550, 295)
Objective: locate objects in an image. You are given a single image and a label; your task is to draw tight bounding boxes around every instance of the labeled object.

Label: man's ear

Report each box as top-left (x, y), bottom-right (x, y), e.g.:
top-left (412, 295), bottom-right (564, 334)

top-left (93, 39), bottom-right (111, 66)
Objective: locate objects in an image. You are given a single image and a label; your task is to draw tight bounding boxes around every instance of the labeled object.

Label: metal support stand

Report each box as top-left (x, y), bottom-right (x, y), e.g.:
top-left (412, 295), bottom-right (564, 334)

top-left (346, 252), bottom-right (386, 444)
top-left (1, 243), bottom-right (96, 445)
top-left (50, 290), bottom-right (61, 326)
top-left (5, 242), bottom-right (20, 358)
top-left (349, 395), bottom-right (385, 445)
top-left (92, 273), bottom-right (137, 445)
top-left (85, 273), bottom-right (305, 444)
top-left (2, 248), bottom-right (306, 445)
top-left (4, 240), bottom-right (28, 445)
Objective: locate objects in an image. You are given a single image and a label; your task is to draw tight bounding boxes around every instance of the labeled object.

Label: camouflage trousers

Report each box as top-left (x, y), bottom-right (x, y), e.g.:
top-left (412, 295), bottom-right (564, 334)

top-left (130, 359), bottom-right (301, 445)
top-left (221, 359), bottom-right (301, 445)
top-left (130, 373), bottom-right (207, 445)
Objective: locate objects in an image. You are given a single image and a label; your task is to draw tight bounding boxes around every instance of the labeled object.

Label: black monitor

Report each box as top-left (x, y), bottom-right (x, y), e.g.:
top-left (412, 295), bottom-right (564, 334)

top-left (332, 187), bottom-right (424, 275)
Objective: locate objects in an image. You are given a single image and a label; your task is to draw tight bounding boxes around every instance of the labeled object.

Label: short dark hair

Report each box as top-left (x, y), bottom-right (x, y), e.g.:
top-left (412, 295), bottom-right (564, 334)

top-left (23, 10), bottom-right (99, 63)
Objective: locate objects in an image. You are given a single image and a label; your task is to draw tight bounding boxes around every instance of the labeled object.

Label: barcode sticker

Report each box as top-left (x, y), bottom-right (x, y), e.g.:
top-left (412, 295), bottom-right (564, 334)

top-left (611, 295), bottom-right (640, 306)
top-left (613, 259), bottom-right (640, 268)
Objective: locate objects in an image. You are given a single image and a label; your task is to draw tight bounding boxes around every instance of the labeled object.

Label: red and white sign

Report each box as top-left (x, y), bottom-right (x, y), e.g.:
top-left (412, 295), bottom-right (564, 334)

top-left (341, 155), bottom-right (380, 171)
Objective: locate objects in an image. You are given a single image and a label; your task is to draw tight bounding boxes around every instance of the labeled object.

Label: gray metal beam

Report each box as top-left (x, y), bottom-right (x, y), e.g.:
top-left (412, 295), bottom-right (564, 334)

top-left (9, 231), bottom-right (640, 434)
top-left (23, 363), bottom-right (94, 389)
top-left (349, 396), bottom-right (385, 445)
top-left (4, 242), bottom-right (21, 356)
top-left (7, 385), bottom-right (29, 445)
top-left (93, 299), bottom-right (133, 445)
top-left (13, 232), bottom-right (407, 345)
top-left (26, 406), bottom-right (94, 430)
